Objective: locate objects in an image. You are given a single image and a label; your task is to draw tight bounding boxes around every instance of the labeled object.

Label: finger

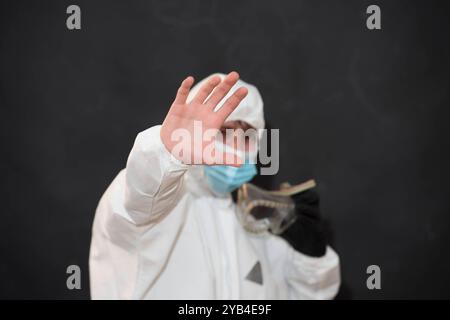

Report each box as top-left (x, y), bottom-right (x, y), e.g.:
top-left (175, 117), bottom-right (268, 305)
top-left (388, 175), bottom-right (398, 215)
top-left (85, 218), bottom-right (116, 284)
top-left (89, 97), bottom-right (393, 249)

top-left (205, 71), bottom-right (240, 108)
top-left (222, 152), bottom-right (244, 167)
top-left (208, 152), bottom-right (243, 167)
top-left (173, 76), bottom-right (194, 105)
top-left (202, 145), bottom-right (243, 167)
top-left (190, 75), bottom-right (221, 104)
top-left (215, 87), bottom-right (248, 121)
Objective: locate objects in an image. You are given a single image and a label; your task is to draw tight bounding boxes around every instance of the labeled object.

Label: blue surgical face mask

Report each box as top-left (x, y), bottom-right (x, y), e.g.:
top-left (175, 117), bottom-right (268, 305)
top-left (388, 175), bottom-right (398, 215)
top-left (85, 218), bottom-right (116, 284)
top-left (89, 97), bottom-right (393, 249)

top-left (204, 163), bottom-right (257, 195)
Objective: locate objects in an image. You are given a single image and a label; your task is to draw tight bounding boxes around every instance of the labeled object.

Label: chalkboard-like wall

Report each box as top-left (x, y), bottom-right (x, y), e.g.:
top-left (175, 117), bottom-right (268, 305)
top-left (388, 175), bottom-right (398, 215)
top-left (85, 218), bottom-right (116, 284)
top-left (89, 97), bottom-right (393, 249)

top-left (1, 0), bottom-right (449, 299)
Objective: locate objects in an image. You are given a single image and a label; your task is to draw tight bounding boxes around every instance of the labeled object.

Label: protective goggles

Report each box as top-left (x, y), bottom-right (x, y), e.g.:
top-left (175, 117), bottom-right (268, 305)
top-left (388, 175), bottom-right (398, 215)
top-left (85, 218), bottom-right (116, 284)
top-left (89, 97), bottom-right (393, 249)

top-left (236, 179), bottom-right (316, 235)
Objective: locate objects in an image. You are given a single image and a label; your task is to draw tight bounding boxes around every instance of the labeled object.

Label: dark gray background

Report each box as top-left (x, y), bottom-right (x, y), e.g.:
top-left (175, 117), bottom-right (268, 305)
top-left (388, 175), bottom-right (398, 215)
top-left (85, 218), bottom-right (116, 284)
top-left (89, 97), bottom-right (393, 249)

top-left (1, 0), bottom-right (449, 299)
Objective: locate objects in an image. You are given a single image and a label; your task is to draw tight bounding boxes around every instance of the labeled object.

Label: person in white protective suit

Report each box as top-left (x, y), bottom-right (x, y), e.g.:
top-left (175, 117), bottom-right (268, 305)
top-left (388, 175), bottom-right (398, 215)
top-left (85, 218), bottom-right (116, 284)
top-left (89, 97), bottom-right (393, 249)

top-left (89, 71), bottom-right (341, 299)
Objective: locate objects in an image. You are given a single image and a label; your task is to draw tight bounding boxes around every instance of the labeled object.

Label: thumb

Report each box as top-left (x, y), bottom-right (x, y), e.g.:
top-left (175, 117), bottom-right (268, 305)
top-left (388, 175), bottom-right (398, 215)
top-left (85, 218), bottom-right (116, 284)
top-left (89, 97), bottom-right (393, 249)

top-left (221, 152), bottom-right (243, 167)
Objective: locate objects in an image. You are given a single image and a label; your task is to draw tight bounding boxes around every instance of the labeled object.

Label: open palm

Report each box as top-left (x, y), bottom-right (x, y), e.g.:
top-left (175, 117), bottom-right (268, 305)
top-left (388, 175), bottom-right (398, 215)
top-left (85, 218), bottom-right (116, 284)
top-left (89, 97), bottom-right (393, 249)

top-left (160, 72), bottom-right (248, 166)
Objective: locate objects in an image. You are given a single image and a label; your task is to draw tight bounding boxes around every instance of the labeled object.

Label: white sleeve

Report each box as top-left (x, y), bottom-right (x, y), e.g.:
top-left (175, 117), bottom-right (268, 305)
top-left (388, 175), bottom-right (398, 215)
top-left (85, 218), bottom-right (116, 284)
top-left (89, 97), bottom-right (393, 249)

top-left (285, 245), bottom-right (341, 300)
top-left (119, 124), bottom-right (188, 225)
top-left (90, 125), bottom-right (189, 299)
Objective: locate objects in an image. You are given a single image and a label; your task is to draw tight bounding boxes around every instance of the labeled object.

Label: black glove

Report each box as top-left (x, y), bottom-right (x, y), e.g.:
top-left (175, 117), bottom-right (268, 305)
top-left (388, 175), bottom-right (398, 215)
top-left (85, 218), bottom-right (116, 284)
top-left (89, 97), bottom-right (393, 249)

top-left (279, 188), bottom-right (328, 257)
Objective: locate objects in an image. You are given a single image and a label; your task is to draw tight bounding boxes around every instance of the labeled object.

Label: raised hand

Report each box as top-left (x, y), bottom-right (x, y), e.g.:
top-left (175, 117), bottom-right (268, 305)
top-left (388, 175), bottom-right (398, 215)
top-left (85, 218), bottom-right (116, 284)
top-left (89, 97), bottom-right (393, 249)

top-left (160, 72), bottom-right (248, 166)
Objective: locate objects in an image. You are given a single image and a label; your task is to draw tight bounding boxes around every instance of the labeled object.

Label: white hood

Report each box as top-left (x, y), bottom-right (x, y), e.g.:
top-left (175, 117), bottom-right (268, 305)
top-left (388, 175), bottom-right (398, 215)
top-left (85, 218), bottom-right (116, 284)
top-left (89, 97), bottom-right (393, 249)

top-left (187, 73), bottom-right (265, 131)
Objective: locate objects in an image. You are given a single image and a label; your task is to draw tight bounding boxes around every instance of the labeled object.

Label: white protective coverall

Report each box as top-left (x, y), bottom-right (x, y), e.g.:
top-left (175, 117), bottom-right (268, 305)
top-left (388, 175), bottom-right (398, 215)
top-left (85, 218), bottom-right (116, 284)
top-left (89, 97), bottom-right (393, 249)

top-left (89, 74), bottom-right (341, 299)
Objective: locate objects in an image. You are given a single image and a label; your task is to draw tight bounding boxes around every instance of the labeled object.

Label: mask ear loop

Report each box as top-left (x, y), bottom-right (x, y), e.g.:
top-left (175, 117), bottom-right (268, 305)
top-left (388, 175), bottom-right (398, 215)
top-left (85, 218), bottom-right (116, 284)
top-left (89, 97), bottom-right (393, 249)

top-left (214, 140), bottom-right (245, 164)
